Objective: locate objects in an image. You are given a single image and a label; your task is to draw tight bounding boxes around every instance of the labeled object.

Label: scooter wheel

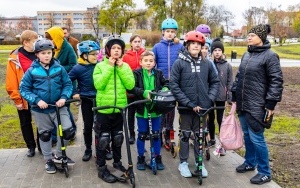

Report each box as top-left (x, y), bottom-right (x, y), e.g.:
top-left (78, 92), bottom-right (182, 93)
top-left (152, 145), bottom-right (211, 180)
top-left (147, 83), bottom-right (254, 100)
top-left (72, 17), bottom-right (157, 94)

top-left (130, 177), bottom-right (135, 188)
top-left (64, 166), bottom-right (69, 178)
top-left (198, 178), bottom-right (203, 185)
top-left (206, 150), bottom-right (210, 160)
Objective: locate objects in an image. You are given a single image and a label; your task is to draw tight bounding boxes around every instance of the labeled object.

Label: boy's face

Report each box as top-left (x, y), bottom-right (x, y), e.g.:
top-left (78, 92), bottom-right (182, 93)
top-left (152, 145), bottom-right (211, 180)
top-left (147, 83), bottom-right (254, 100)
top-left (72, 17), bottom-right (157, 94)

top-left (212, 48), bottom-right (223, 59)
top-left (36, 49), bottom-right (52, 64)
top-left (140, 55), bottom-right (155, 71)
top-left (24, 38), bottom-right (37, 52)
top-left (87, 50), bottom-right (99, 64)
top-left (187, 41), bottom-right (201, 57)
top-left (201, 45), bottom-right (209, 57)
top-left (110, 44), bottom-right (122, 59)
top-left (163, 29), bottom-right (176, 41)
top-left (131, 37), bottom-right (142, 52)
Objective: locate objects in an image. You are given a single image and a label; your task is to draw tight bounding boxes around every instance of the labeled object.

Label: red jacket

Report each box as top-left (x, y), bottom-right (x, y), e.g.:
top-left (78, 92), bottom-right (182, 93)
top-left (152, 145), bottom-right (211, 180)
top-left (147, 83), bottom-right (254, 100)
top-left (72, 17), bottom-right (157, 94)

top-left (122, 48), bottom-right (145, 70)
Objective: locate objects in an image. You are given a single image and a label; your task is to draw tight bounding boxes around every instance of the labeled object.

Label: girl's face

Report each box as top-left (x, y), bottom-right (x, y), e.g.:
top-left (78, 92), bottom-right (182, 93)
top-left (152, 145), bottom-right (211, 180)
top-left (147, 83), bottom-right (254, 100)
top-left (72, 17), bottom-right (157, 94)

top-left (36, 49), bottom-right (52, 64)
top-left (87, 50), bottom-right (99, 64)
top-left (131, 37), bottom-right (142, 52)
top-left (212, 48), bottom-right (223, 59)
top-left (163, 29), bottom-right (176, 41)
top-left (110, 44), bottom-right (122, 59)
top-left (140, 55), bottom-right (155, 71)
top-left (24, 38), bottom-right (37, 52)
top-left (201, 45), bottom-right (209, 57)
top-left (187, 41), bottom-right (201, 57)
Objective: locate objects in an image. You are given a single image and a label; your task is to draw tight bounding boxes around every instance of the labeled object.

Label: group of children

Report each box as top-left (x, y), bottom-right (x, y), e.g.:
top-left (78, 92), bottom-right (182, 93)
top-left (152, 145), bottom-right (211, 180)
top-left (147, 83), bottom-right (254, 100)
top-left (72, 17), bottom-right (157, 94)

top-left (8, 18), bottom-right (233, 183)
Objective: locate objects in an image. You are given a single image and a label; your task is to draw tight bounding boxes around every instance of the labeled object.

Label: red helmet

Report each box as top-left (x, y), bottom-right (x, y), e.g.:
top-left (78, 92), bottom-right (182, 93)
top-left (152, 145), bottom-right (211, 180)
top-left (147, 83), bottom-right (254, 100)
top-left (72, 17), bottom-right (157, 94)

top-left (184, 31), bottom-right (206, 45)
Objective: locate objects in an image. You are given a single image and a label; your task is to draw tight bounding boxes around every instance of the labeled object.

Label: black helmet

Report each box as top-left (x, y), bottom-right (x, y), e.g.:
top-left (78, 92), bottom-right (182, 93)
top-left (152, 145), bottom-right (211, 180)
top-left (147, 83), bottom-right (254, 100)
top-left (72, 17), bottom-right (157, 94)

top-left (104, 35), bottom-right (126, 56)
top-left (150, 91), bottom-right (176, 114)
top-left (34, 38), bottom-right (54, 53)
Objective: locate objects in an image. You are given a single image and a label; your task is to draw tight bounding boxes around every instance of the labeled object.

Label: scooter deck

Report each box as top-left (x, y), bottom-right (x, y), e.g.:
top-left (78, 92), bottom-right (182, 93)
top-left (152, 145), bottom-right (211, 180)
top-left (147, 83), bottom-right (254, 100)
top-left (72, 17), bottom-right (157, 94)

top-left (107, 165), bottom-right (127, 182)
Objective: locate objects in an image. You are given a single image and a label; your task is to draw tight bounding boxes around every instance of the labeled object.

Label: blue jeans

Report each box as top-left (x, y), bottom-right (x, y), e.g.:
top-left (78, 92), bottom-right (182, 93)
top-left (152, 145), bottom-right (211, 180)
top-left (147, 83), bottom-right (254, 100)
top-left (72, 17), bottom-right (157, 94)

top-left (239, 112), bottom-right (271, 176)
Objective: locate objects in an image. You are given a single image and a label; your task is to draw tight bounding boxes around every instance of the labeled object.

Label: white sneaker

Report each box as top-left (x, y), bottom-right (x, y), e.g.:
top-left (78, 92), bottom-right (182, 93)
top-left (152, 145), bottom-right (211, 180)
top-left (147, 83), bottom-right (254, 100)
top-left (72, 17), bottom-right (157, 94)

top-left (178, 162), bottom-right (192, 178)
top-left (195, 162), bottom-right (208, 178)
top-left (220, 148), bottom-right (226, 156)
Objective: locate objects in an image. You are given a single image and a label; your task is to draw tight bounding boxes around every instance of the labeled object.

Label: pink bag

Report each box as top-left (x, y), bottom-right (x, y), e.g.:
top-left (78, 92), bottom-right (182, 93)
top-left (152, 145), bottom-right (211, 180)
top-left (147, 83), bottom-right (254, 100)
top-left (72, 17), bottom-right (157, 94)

top-left (220, 103), bottom-right (243, 150)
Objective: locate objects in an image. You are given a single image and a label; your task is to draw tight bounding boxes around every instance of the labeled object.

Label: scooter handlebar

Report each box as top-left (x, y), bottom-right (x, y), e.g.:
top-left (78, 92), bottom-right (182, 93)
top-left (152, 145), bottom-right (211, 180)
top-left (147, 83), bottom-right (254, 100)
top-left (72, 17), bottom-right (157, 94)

top-left (177, 106), bottom-right (225, 116)
top-left (31, 99), bottom-right (81, 108)
top-left (92, 99), bottom-right (151, 111)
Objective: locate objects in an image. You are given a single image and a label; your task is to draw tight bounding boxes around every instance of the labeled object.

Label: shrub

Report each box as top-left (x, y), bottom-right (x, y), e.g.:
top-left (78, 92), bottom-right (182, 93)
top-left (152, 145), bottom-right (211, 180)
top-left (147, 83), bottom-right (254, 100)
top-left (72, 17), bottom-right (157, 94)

top-left (136, 30), bottom-right (161, 47)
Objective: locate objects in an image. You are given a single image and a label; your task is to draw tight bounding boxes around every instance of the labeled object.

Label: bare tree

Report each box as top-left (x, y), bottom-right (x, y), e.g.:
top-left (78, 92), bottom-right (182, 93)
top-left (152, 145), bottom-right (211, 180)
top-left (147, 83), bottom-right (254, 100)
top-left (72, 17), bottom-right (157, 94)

top-left (64, 18), bottom-right (73, 32)
top-left (16, 16), bottom-right (34, 33)
top-left (45, 13), bottom-right (57, 29)
top-left (84, 6), bottom-right (101, 39)
top-left (243, 7), bottom-right (266, 32)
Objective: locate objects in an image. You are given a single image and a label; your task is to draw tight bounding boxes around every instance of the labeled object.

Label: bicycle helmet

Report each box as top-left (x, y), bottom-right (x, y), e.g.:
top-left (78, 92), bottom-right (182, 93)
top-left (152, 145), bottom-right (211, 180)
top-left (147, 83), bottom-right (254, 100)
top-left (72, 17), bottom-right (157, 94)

top-left (196, 24), bottom-right (211, 34)
top-left (33, 38), bottom-right (54, 53)
top-left (77, 40), bottom-right (100, 56)
top-left (205, 37), bottom-right (212, 47)
top-left (184, 31), bottom-right (206, 46)
top-left (150, 91), bottom-right (176, 114)
top-left (104, 35), bottom-right (126, 56)
top-left (161, 18), bottom-right (178, 30)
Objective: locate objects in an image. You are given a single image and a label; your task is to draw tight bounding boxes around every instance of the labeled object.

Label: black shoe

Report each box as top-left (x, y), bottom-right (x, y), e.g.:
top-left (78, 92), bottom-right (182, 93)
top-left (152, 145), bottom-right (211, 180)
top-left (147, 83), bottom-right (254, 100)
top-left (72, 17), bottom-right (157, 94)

top-left (137, 156), bottom-right (146, 170)
top-left (27, 148), bottom-right (35, 157)
top-left (207, 139), bottom-right (216, 147)
top-left (82, 149), bottom-right (92, 161)
top-left (129, 134), bottom-right (135, 145)
top-left (98, 165), bottom-right (117, 183)
top-left (236, 164), bottom-right (256, 173)
top-left (113, 161), bottom-right (126, 172)
top-left (250, 174), bottom-right (272, 185)
top-left (45, 159), bottom-right (57, 174)
top-left (106, 149), bottom-right (113, 160)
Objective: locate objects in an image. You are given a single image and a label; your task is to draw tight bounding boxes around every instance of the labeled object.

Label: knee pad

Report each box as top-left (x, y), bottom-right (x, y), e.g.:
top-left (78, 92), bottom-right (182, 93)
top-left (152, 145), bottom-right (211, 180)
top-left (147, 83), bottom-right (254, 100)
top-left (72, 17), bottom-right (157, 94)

top-left (98, 132), bottom-right (110, 150)
top-left (152, 131), bottom-right (160, 140)
top-left (112, 131), bottom-right (124, 147)
top-left (39, 130), bottom-right (51, 142)
top-left (181, 130), bottom-right (191, 142)
top-left (63, 127), bottom-right (76, 140)
top-left (138, 132), bottom-right (147, 141)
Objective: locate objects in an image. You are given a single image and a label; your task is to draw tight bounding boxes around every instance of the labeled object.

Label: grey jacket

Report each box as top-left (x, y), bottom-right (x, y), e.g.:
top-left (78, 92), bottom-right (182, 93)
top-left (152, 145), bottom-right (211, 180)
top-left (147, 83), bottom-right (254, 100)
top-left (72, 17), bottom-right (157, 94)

top-left (214, 59), bottom-right (233, 102)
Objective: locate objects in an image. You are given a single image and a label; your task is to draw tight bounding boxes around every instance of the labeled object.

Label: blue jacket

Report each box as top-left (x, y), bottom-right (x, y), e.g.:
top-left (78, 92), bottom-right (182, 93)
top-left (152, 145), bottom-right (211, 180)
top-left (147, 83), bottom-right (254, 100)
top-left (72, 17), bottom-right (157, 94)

top-left (152, 38), bottom-right (183, 78)
top-left (20, 58), bottom-right (73, 113)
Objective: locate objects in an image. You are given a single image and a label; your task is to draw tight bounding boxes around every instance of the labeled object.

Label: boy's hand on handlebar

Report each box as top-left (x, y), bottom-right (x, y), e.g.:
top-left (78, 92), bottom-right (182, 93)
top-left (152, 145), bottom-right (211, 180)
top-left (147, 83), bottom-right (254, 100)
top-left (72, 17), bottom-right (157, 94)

top-left (193, 106), bottom-right (202, 113)
top-left (56, 99), bottom-right (66, 107)
top-left (37, 100), bottom-right (48, 109)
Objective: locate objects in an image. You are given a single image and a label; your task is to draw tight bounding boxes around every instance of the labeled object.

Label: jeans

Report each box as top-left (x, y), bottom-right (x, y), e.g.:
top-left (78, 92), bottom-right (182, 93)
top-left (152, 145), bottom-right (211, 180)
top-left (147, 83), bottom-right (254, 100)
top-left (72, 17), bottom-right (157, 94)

top-left (239, 112), bottom-right (271, 176)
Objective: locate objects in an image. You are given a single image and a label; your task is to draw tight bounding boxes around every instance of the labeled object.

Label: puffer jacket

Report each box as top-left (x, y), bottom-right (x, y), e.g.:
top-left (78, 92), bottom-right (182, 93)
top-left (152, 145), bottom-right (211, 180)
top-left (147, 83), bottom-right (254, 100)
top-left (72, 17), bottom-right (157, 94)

top-left (170, 49), bottom-right (220, 113)
top-left (20, 58), bottom-right (73, 114)
top-left (122, 48), bottom-right (145, 70)
top-left (68, 57), bottom-right (97, 97)
top-left (232, 40), bottom-right (283, 122)
top-left (152, 38), bottom-right (183, 78)
top-left (93, 57), bottom-right (135, 114)
top-left (214, 58), bottom-right (233, 101)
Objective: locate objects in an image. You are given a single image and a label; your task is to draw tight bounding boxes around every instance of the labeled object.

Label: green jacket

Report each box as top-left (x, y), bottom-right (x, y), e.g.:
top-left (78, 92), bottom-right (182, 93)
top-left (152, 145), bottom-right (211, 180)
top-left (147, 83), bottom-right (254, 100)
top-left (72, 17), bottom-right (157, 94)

top-left (93, 57), bottom-right (135, 114)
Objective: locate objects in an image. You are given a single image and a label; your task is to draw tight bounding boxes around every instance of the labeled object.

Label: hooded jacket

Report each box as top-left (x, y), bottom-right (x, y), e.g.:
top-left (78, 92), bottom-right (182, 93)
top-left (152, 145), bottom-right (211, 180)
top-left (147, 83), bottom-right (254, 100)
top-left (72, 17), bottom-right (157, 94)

top-left (232, 40), bottom-right (283, 125)
top-left (170, 49), bottom-right (220, 113)
top-left (20, 58), bottom-right (73, 114)
top-left (122, 48), bottom-right (146, 70)
top-left (152, 38), bottom-right (183, 78)
top-left (46, 27), bottom-right (77, 72)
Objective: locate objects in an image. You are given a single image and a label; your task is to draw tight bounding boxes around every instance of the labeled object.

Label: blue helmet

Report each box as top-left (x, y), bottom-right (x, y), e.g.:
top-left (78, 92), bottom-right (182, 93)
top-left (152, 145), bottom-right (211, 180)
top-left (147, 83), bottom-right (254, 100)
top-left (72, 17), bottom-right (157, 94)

top-left (205, 37), bottom-right (212, 48)
top-left (77, 40), bottom-right (100, 56)
top-left (161, 18), bottom-right (178, 30)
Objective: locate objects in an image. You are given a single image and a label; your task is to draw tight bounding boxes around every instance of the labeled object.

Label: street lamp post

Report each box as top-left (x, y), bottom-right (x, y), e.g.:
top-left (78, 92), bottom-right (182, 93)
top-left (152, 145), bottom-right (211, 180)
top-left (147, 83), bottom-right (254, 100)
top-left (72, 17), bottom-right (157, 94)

top-left (114, 22), bottom-right (116, 36)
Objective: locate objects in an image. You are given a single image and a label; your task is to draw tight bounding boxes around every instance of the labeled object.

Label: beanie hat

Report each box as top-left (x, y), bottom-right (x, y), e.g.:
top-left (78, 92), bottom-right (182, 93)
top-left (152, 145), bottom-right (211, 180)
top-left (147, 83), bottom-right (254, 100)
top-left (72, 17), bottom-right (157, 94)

top-left (248, 24), bottom-right (271, 43)
top-left (211, 38), bottom-right (224, 53)
top-left (106, 40), bottom-right (124, 53)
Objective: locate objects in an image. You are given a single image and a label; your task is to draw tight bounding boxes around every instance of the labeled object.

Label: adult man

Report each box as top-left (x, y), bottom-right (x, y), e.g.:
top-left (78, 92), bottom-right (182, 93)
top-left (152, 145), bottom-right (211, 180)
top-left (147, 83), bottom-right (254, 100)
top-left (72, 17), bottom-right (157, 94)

top-left (62, 27), bottom-right (79, 57)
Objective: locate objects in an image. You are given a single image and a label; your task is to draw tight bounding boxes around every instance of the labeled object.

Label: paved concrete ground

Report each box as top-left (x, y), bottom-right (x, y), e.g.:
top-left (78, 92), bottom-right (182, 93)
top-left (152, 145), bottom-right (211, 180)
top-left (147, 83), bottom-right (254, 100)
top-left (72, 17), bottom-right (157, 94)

top-left (0, 110), bottom-right (281, 188)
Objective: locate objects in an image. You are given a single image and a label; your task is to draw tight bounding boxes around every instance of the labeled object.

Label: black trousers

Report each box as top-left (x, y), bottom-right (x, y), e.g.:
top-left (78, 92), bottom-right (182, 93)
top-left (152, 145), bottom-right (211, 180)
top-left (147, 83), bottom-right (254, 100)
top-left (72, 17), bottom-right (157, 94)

top-left (17, 108), bottom-right (36, 149)
top-left (81, 97), bottom-right (95, 148)
top-left (208, 101), bottom-right (226, 140)
top-left (127, 97), bottom-right (136, 135)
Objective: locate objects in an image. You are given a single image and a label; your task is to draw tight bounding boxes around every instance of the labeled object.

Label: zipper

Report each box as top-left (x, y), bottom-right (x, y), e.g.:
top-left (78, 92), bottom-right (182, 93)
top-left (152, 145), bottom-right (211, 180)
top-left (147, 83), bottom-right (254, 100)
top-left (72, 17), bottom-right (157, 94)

top-left (113, 65), bottom-right (117, 113)
top-left (241, 55), bottom-right (252, 110)
top-left (168, 42), bottom-right (170, 79)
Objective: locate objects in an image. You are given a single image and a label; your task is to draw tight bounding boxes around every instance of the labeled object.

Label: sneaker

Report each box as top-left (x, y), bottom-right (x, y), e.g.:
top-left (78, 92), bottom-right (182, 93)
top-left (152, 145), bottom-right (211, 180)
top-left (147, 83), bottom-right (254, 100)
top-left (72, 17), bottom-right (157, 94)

top-left (220, 148), bottom-right (226, 156)
top-left (250, 173), bottom-right (272, 185)
top-left (156, 155), bottom-right (165, 170)
top-left (98, 165), bottom-right (117, 183)
top-left (236, 163), bottom-right (256, 173)
top-left (137, 156), bottom-right (146, 170)
top-left (113, 161), bottom-right (126, 172)
top-left (53, 154), bottom-right (75, 166)
top-left (27, 148), bottom-right (35, 157)
top-left (82, 149), bottom-right (92, 161)
top-left (194, 163), bottom-right (208, 178)
top-left (207, 139), bottom-right (216, 147)
top-left (178, 162), bottom-right (192, 178)
top-left (45, 159), bottom-right (56, 174)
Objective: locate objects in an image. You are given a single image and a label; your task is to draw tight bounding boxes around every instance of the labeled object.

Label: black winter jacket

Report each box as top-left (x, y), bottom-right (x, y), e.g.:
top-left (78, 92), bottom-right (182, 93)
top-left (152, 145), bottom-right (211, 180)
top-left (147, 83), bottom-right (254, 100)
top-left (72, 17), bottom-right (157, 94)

top-left (170, 49), bottom-right (220, 113)
top-left (231, 41), bottom-right (283, 126)
top-left (129, 68), bottom-right (169, 115)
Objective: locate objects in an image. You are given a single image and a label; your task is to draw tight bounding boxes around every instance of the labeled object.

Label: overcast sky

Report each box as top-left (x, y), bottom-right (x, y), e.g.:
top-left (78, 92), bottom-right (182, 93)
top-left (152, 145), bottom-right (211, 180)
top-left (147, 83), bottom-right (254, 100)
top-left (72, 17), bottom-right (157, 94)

top-left (1, 0), bottom-right (299, 29)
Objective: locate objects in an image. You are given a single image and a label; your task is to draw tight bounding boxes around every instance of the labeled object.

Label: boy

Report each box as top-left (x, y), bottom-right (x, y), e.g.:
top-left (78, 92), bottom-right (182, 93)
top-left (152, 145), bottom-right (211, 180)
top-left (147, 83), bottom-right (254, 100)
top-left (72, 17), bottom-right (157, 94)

top-left (169, 31), bottom-right (220, 178)
top-left (93, 36), bottom-right (135, 183)
top-left (6, 30), bottom-right (39, 157)
top-left (208, 38), bottom-right (233, 151)
top-left (129, 51), bottom-right (168, 171)
top-left (68, 40), bottom-right (100, 161)
top-left (20, 39), bottom-right (74, 174)
top-left (152, 18), bottom-right (183, 150)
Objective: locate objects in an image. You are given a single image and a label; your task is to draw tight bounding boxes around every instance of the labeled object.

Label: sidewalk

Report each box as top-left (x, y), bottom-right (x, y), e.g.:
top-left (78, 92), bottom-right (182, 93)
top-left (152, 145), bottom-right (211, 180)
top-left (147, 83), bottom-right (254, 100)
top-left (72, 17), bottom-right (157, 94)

top-left (0, 110), bottom-right (281, 188)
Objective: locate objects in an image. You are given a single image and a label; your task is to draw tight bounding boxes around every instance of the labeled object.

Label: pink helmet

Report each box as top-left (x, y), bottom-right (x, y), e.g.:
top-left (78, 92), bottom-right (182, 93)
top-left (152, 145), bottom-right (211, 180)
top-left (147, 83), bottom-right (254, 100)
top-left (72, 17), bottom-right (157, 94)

top-left (196, 24), bottom-right (211, 34)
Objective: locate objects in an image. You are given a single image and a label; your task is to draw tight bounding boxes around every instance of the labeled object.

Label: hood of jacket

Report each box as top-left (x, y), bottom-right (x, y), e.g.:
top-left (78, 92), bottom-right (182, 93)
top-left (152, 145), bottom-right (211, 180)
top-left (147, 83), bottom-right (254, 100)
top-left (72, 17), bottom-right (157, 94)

top-left (177, 48), bottom-right (202, 64)
top-left (46, 26), bottom-right (64, 58)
